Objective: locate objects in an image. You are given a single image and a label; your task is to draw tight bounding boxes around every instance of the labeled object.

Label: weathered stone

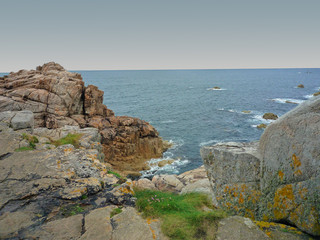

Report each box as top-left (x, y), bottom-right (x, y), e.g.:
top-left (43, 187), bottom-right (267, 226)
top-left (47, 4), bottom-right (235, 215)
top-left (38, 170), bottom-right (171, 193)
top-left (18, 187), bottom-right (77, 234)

top-left (201, 97), bottom-right (320, 236)
top-left (80, 206), bottom-right (114, 240)
top-left (152, 175), bottom-right (184, 193)
top-left (11, 110), bottom-right (34, 131)
top-left (0, 211), bottom-right (35, 239)
top-left (201, 142), bottom-right (262, 217)
top-left (133, 178), bottom-right (157, 190)
top-left (112, 207), bottom-right (166, 240)
top-left (259, 96), bottom-right (320, 236)
top-left (216, 216), bottom-right (269, 240)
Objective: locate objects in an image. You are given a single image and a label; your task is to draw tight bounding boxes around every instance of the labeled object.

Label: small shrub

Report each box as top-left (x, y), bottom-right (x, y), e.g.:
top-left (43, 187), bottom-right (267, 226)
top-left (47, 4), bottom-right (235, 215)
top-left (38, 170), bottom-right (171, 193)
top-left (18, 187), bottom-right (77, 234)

top-left (112, 183), bottom-right (121, 187)
top-left (135, 190), bottom-right (227, 240)
top-left (81, 194), bottom-right (88, 200)
top-left (52, 133), bottom-right (83, 148)
top-left (110, 207), bottom-right (123, 218)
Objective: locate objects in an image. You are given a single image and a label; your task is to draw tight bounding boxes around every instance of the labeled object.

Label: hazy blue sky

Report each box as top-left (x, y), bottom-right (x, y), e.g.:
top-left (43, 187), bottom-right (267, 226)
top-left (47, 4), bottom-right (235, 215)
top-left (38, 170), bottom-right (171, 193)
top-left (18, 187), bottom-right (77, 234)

top-left (0, 0), bottom-right (319, 71)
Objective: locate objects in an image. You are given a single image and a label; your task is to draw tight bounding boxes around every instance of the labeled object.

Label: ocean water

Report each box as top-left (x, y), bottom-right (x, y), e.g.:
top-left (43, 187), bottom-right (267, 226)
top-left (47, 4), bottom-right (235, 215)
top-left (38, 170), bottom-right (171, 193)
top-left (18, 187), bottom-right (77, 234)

top-left (2, 68), bottom-right (320, 176)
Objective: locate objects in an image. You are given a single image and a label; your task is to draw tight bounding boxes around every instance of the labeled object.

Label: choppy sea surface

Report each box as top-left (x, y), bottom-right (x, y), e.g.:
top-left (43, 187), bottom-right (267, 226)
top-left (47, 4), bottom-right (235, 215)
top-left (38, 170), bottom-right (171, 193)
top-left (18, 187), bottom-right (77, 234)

top-left (2, 68), bottom-right (320, 176)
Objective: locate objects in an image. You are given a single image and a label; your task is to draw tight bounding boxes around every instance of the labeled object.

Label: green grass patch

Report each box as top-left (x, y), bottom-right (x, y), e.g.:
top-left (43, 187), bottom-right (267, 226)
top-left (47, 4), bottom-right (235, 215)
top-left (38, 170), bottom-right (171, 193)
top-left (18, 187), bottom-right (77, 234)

top-left (135, 190), bottom-right (227, 240)
top-left (108, 170), bottom-right (122, 179)
top-left (15, 133), bottom-right (39, 151)
top-left (15, 146), bottom-right (35, 152)
top-left (52, 133), bottom-right (83, 148)
top-left (110, 207), bottom-right (123, 218)
top-left (61, 204), bottom-right (84, 216)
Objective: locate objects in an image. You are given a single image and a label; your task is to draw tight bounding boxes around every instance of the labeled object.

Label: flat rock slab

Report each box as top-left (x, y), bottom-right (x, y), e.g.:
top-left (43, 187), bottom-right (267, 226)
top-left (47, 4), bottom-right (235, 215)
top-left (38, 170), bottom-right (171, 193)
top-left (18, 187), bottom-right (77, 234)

top-left (216, 216), bottom-right (269, 240)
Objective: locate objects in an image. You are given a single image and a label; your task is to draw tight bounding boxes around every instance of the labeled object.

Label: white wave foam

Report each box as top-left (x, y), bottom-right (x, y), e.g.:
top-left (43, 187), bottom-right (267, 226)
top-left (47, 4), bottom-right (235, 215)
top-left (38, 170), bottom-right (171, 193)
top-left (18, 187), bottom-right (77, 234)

top-left (140, 157), bottom-right (189, 178)
top-left (271, 98), bottom-right (304, 104)
top-left (251, 115), bottom-right (275, 124)
top-left (160, 120), bottom-right (177, 124)
top-left (199, 139), bottom-right (220, 147)
top-left (206, 88), bottom-right (226, 91)
top-left (304, 94), bottom-right (314, 99)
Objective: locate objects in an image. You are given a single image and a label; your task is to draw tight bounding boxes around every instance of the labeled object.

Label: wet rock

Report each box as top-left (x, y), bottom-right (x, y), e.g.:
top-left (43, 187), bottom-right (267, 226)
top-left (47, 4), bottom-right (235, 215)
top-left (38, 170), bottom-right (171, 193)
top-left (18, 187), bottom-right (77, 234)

top-left (313, 91), bottom-right (320, 96)
top-left (257, 123), bottom-right (267, 129)
top-left (157, 159), bottom-right (174, 167)
top-left (297, 84), bottom-right (304, 88)
top-left (262, 112), bottom-right (278, 120)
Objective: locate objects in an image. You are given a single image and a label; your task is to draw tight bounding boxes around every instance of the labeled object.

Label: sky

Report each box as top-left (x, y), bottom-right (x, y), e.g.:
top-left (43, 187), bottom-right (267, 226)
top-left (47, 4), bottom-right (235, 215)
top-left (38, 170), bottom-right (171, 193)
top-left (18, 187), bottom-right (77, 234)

top-left (0, 0), bottom-right (319, 72)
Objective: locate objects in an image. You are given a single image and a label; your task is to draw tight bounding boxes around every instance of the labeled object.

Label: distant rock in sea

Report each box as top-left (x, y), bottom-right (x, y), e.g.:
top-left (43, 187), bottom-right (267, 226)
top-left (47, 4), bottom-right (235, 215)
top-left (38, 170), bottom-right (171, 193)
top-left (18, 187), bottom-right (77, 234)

top-left (262, 112), bottom-right (278, 120)
top-left (297, 84), bottom-right (304, 88)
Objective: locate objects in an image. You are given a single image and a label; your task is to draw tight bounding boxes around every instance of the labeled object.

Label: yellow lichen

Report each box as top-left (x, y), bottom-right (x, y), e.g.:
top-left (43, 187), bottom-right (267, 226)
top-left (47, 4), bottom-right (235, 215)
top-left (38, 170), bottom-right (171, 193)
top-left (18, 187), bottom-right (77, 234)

top-left (292, 154), bottom-right (301, 169)
top-left (278, 170), bottom-right (284, 181)
top-left (273, 184), bottom-right (296, 219)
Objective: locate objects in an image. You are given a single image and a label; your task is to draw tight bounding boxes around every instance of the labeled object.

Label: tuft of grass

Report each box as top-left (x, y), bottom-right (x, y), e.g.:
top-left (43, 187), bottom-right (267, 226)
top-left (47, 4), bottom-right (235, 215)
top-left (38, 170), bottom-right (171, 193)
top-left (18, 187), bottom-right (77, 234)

top-left (135, 190), bottom-right (227, 240)
top-left (15, 134), bottom-right (39, 151)
top-left (15, 146), bottom-right (35, 152)
top-left (52, 133), bottom-right (83, 148)
top-left (108, 170), bottom-right (122, 179)
top-left (110, 207), bottom-right (123, 218)
top-left (61, 204), bottom-right (84, 216)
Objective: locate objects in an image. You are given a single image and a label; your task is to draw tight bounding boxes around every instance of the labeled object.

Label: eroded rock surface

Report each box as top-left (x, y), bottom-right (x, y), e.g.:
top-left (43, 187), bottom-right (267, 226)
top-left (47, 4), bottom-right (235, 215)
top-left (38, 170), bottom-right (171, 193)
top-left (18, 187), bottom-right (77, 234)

top-left (0, 62), bottom-right (164, 174)
top-left (0, 118), bottom-right (137, 239)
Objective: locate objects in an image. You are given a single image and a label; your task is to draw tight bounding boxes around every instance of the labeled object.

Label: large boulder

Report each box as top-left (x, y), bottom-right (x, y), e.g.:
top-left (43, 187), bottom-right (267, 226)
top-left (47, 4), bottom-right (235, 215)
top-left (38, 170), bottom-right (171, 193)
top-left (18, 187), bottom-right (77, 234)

top-left (201, 97), bottom-right (320, 236)
top-left (0, 63), bottom-right (164, 174)
top-left (259, 96), bottom-right (320, 235)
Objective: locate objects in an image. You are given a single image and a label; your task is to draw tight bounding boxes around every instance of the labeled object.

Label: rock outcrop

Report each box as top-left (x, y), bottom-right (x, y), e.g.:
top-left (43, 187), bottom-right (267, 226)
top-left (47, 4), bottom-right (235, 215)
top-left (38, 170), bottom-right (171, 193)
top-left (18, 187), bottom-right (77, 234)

top-left (0, 114), bottom-right (166, 239)
top-left (201, 97), bottom-right (320, 236)
top-left (0, 62), bottom-right (164, 174)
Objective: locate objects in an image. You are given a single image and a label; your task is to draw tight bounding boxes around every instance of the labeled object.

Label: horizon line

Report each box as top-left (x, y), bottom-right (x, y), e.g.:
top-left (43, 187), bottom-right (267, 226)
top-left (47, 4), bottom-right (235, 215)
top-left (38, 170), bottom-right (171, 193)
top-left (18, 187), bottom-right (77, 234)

top-left (1, 66), bottom-right (319, 74)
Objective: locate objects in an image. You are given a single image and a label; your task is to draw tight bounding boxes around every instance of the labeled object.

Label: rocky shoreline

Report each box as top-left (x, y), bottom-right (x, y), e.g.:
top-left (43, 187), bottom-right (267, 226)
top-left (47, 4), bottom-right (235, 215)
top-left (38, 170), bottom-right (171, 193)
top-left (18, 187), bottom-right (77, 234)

top-left (0, 63), bottom-right (318, 239)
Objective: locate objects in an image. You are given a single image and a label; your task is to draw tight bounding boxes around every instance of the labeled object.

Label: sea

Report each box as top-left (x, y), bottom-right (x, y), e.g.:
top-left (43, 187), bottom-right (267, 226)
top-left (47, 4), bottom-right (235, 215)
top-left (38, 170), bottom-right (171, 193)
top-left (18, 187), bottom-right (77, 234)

top-left (2, 68), bottom-right (320, 177)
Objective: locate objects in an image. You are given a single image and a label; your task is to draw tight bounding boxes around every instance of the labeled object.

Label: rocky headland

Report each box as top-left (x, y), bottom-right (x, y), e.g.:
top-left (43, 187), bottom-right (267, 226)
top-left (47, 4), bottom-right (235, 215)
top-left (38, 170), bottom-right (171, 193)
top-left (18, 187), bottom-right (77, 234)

top-left (0, 62), bottom-right (165, 176)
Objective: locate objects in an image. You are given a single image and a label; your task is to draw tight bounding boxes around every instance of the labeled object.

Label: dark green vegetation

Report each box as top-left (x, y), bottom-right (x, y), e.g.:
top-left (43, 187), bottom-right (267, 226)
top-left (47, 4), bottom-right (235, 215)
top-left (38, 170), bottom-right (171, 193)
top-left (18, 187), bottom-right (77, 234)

top-left (61, 204), bottom-right (85, 216)
top-left (52, 133), bottom-right (82, 148)
top-left (135, 190), bottom-right (227, 240)
top-left (15, 133), bottom-right (39, 151)
top-left (110, 207), bottom-right (123, 218)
